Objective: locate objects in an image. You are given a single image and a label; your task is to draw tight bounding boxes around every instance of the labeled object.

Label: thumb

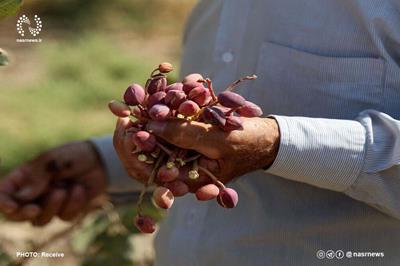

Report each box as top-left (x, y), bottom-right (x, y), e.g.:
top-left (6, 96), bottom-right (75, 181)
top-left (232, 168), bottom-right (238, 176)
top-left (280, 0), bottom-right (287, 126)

top-left (147, 120), bottom-right (210, 151)
top-left (10, 165), bottom-right (49, 202)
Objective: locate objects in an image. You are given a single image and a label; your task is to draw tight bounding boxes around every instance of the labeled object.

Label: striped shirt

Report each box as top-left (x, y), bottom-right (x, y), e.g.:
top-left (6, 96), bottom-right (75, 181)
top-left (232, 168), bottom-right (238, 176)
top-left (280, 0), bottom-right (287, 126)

top-left (92, 0), bottom-right (400, 265)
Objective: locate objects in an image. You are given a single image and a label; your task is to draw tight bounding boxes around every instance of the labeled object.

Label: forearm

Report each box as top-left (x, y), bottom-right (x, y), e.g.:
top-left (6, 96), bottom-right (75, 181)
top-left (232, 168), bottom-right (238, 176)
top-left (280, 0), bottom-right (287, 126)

top-left (265, 110), bottom-right (400, 219)
top-left (89, 135), bottom-right (142, 193)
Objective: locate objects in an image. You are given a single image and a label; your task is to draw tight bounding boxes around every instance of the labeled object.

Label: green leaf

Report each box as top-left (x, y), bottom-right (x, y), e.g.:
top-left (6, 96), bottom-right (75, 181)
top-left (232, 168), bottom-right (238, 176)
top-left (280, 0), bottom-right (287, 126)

top-left (0, 0), bottom-right (23, 20)
top-left (0, 48), bottom-right (9, 66)
top-left (0, 249), bottom-right (12, 265)
top-left (71, 211), bottom-right (110, 253)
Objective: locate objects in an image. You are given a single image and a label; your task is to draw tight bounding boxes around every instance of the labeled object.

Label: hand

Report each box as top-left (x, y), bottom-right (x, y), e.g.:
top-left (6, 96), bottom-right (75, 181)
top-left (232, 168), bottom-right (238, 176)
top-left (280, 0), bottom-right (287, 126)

top-left (113, 117), bottom-right (214, 192)
top-left (0, 141), bottom-right (107, 225)
top-left (113, 117), bottom-right (154, 183)
top-left (146, 117), bottom-right (280, 183)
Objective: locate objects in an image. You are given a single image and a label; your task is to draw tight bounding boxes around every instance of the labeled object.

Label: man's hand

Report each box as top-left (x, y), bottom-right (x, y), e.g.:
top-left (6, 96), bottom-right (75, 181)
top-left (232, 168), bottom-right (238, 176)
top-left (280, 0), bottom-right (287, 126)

top-left (113, 117), bottom-right (154, 183)
top-left (0, 141), bottom-right (107, 225)
top-left (146, 117), bottom-right (280, 183)
top-left (113, 117), bottom-right (216, 192)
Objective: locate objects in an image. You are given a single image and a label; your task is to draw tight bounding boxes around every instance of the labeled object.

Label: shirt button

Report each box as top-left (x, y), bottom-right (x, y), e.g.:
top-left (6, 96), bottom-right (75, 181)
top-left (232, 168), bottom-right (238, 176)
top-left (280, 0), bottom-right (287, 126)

top-left (222, 52), bottom-right (234, 63)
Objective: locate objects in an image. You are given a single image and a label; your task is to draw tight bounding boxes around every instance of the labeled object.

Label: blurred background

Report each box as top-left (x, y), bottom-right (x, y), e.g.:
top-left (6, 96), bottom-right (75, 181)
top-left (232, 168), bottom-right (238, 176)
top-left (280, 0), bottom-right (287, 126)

top-left (0, 0), bottom-right (197, 265)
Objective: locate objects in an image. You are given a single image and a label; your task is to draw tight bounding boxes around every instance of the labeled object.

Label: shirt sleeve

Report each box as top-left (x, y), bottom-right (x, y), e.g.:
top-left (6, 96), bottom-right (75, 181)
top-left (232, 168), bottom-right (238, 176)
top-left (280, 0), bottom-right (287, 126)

top-left (266, 109), bottom-right (400, 219)
top-left (89, 135), bottom-right (142, 193)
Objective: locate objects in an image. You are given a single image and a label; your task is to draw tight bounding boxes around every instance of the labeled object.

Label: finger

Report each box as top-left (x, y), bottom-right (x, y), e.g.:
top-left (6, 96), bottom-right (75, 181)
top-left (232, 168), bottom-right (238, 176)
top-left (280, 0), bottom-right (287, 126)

top-left (108, 100), bottom-right (131, 117)
top-left (0, 193), bottom-right (18, 214)
top-left (198, 157), bottom-right (221, 174)
top-left (147, 120), bottom-right (214, 152)
top-left (32, 188), bottom-right (67, 226)
top-left (58, 184), bottom-right (87, 221)
top-left (118, 117), bottom-right (134, 132)
top-left (0, 173), bottom-right (19, 214)
top-left (39, 142), bottom-right (100, 181)
top-left (6, 159), bottom-right (52, 202)
top-left (8, 164), bottom-right (49, 202)
top-left (1, 166), bottom-right (27, 192)
top-left (122, 131), bottom-right (136, 153)
top-left (122, 132), bottom-right (153, 182)
top-left (197, 157), bottom-right (227, 183)
top-left (13, 167), bottom-right (49, 202)
top-left (113, 117), bottom-right (133, 150)
top-left (7, 204), bottom-right (41, 221)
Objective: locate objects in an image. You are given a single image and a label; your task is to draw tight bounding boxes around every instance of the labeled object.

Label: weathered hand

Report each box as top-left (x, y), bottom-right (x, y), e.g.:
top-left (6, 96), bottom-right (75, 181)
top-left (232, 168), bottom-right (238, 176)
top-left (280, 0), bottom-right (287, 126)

top-left (113, 117), bottom-right (154, 183)
top-left (0, 141), bottom-right (106, 225)
top-left (147, 117), bottom-right (280, 183)
top-left (112, 117), bottom-right (221, 192)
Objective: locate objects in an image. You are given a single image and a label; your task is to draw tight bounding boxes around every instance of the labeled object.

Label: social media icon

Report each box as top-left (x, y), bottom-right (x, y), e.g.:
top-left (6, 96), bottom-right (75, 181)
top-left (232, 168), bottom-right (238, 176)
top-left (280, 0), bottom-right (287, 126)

top-left (346, 251), bottom-right (352, 258)
top-left (336, 250), bottom-right (344, 259)
top-left (326, 250), bottom-right (335, 259)
top-left (316, 250), bottom-right (325, 259)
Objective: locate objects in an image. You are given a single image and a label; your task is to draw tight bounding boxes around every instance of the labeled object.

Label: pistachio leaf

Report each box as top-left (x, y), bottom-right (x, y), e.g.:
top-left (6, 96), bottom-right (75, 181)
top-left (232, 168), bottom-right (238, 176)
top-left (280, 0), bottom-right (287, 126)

top-left (0, 48), bottom-right (9, 66)
top-left (0, 0), bottom-right (23, 20)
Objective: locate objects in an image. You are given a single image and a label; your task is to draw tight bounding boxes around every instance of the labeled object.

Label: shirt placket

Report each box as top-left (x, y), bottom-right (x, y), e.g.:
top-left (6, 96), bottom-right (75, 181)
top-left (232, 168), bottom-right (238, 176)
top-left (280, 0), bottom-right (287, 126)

top-left (212, 0), bottom-right (253, 94)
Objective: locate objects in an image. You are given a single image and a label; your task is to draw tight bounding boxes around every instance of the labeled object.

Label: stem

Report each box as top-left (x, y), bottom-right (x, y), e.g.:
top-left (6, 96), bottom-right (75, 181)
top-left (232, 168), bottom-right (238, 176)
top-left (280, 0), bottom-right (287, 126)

top-left (169, 148), bottom-right (180, 161)
top-left (136, 152), bottom-right (166, 214)
top-left (131, 146), bottom-right (141, 154)
top-left (137, 105), bottom-right (151, 120)
top-left (144, 78), bottom-right (152, 94)
top-left (184, 154), bottom-right (201, 163)
top-left (177, 149), bottom-right (187, 159)
top-left (193, 159), bottom-right (199, 171)
top-left (226, 75), bottom-right (257, 91)
top-left (226, 107), bottom-right (239, 116)
top-left (137, 104), bottom-right (145, 112)
top-left (199, 78), bottom-right (217, 101)
top-left (150, 147), bottom-right (161, 158)
top-left (126, 127), bottom-right (140, 134)
top-left (150, 68), bottom-right (160, 77)
top-left (156, 141), bottom-right (174, 156)
top-left (198, 166), bottom-right (225, 189)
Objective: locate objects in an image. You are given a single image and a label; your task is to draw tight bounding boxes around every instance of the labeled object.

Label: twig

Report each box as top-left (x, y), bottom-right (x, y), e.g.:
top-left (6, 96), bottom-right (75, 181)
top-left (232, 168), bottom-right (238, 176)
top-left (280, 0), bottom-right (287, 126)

top-left (198, 166), bottom-right (225, 189)
top-left (226, 75), bottom-right (257, 91)
top-left (136, 152), bottom-right (166, 214)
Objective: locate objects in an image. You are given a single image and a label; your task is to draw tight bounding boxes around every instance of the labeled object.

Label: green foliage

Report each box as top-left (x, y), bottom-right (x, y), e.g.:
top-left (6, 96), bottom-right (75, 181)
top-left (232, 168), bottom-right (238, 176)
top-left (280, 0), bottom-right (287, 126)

top-left (71, 204), bottom-right (163, 266)
top-left (0, 31), bottom-right (170, 265)
top-left (0, 0), bottom-right (22, 19)
top-left (0, 247), bottom-right (12, 265)
top-left (0, 48), bottom-right (9, 66)
top-left (22, 0), bottom-right (194, 36)
top-left (0, 1), bottom-right (193, 264)
top-left (0, 34), bottom-right (154, 175)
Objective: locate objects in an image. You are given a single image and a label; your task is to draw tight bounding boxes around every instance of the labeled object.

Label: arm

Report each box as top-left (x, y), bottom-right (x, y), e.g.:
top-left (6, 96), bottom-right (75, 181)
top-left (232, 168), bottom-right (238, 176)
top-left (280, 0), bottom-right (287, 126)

top-left (90, 135), bottom-right (142, 193)
top-left (146, 109), bottom-right (400, 219)
top-left (0, 141), bottom-right (107, 225)
top-left (0, 135), bottom-right (143, 225)
top-left (267, 109), bottom-right (400, 219)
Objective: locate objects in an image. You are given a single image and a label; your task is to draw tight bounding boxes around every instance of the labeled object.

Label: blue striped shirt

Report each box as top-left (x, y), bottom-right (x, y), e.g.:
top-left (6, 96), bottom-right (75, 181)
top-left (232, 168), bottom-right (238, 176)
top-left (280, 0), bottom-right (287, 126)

top-left (92, 0), bottom-right (400, 265)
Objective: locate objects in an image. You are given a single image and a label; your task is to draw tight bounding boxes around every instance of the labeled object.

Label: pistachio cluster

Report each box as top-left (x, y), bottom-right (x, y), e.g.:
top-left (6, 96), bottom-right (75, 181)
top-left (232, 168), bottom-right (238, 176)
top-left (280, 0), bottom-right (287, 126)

top-left (109, 63), bottom-right (263, 233)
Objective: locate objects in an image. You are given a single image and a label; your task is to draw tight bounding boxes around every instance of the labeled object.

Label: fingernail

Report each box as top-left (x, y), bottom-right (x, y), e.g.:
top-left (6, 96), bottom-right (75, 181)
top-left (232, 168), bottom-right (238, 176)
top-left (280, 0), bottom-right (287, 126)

top-left (147, 121), bottom-right (166, 135)
top-left (16, 187), bottom-right (32, 200)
